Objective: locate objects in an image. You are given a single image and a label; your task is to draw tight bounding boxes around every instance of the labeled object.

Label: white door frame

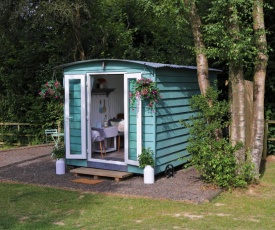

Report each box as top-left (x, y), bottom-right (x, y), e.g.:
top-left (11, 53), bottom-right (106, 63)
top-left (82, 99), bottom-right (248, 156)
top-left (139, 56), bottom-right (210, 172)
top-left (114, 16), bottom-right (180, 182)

top-left (86, 72), bottom-right (127, 166)
top-left (64, 74), bottom-right (87, 159)
top-left (124, 73), bottom-right (142, 166)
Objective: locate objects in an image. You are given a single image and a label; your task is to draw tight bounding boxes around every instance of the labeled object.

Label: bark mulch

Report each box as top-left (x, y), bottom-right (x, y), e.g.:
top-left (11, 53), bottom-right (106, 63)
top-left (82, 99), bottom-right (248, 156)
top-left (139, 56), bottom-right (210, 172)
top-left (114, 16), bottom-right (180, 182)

top-left (0, 145), bottom-right (223, 204)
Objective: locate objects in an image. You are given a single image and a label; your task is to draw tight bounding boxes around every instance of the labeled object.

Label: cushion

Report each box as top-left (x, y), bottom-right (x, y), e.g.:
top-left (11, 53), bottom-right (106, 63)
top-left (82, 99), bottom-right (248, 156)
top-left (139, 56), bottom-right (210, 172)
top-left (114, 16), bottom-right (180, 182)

top-left (118, 120), bottom-right (124, 132)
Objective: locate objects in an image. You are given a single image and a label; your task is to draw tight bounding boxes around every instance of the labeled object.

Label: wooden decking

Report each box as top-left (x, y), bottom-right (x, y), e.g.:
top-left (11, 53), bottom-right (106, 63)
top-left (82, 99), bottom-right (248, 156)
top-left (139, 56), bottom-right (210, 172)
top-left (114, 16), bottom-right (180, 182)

top-left (70, 167), bottom-right (133, 182)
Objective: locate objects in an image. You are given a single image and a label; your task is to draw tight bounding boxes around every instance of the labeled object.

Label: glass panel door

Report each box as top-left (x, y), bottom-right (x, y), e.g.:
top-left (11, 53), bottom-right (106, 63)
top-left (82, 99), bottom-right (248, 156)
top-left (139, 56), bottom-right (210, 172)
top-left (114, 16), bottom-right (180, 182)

top-left (64, 75), bottom-right (87, 159)
top-left (124, 73), bottom-right (142, 165)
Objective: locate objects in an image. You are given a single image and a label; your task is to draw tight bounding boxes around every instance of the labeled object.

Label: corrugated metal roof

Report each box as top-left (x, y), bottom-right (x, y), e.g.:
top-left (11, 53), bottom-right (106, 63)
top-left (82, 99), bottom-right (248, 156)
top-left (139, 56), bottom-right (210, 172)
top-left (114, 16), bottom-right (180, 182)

top-left (56, 59), bottom-right (221, 72)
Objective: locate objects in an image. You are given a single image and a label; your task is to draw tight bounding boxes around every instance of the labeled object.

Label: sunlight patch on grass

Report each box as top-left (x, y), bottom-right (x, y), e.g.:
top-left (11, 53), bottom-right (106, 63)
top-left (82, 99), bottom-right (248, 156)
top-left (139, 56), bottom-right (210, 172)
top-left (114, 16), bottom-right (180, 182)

top-left (184, 213), bottom-right (204, 219)
top-left (215, 213), bottom-right (231, 217)
top-left (78, 194), bottom-right (85, 199)
top-left (248, 218), bottom-right (260, 223)
top-left (135, 219), bottom-right (143, 223)
top-left (53, 221), bottom-right (65, 226)
top-left (214, 203), bottom-right (226, 206)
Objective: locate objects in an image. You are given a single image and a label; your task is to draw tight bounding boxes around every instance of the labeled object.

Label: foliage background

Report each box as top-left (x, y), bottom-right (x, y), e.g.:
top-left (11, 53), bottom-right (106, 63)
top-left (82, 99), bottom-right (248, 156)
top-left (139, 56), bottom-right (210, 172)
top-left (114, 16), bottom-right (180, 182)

top-left (0, 0), bottom-right (274, 146)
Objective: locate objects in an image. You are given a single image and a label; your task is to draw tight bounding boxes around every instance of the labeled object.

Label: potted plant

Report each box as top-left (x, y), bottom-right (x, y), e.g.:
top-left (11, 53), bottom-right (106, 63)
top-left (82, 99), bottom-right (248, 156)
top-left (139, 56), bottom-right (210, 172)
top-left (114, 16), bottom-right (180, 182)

top-left (138, 147), bottom-right (155, 184)
top-left (51, 143), bottom-right (66, 175)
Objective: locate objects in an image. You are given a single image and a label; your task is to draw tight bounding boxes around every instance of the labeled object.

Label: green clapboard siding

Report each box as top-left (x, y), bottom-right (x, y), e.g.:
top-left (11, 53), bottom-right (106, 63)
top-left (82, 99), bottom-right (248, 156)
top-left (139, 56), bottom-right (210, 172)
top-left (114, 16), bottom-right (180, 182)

top-left (156, 128), bottom-right (189, 141)
top-left (61, 59), bottom-right (219, 174)
top-left (156, 112), bottom-right (195, 124)
top-left (128, 147), bottom-right (137, 161)
top-left (156, 134), bottom-right (188, 149)
top-left (156, 98), bottom-right (190, 107)
top-left (161, 90), bottom-right (200, 99)
top-left (154, 67), bottom-right (201, 171)
top-left (158, 82), bottom-right (200, 90)
top-left (155, 156), bottom-right (190, 174)
top-left (157, 105), bottom-right (192, 115)
top-left (157, 141), bottom-right (189, 158)
top-left (66, 159), bottom-right (87, 167)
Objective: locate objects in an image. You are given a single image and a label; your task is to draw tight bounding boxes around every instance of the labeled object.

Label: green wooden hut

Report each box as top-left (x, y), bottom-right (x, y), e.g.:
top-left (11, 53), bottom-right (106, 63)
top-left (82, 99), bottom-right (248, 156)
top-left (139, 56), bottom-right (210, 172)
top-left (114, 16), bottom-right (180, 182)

top-left (59, 59), bottom-right (219, 175)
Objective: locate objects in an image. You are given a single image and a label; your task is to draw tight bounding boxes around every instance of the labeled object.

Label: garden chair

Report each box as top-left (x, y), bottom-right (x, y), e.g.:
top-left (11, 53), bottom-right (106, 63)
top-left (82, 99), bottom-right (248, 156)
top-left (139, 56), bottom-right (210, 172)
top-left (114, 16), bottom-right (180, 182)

top-left (44, 129), bottom-right (58, 143)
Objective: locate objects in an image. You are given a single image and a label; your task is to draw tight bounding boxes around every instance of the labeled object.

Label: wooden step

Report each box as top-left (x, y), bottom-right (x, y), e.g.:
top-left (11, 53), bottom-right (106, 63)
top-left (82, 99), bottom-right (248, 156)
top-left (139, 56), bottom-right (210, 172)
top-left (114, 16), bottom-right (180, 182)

top-left (70, 167), bottom-right (133, 182)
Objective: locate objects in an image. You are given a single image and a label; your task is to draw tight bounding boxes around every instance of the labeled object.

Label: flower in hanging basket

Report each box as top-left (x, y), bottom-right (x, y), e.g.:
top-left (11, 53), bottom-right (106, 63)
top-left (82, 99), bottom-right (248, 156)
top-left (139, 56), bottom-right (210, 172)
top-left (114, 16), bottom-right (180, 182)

top-left (39, 80), bottom-right (63, 100)
top-left (130, 78), bottom-right (161, 112)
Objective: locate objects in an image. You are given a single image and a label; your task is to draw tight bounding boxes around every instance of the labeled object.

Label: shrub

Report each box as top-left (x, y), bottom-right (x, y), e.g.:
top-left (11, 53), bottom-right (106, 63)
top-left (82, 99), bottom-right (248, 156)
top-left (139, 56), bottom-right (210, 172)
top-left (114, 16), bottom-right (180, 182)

top-left (181, 85), bottom-right (253, 189)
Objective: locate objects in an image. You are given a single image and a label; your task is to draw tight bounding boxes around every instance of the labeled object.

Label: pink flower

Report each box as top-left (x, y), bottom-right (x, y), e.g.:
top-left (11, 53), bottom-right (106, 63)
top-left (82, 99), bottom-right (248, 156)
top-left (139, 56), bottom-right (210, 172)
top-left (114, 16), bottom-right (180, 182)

top-left (141, 88), bottom-right (148, 95)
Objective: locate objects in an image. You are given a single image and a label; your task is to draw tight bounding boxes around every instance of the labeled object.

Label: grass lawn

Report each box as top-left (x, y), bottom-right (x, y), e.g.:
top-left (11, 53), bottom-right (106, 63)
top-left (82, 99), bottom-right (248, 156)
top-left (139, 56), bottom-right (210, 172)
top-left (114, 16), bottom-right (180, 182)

top-left (1, 157), bottom-right (275, 230)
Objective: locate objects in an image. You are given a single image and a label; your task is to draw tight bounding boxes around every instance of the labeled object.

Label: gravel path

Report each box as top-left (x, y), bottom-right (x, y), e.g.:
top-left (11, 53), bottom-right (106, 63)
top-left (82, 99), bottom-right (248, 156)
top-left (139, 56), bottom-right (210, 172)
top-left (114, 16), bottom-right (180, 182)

top-left (0, 145), bottom-right (223, 203)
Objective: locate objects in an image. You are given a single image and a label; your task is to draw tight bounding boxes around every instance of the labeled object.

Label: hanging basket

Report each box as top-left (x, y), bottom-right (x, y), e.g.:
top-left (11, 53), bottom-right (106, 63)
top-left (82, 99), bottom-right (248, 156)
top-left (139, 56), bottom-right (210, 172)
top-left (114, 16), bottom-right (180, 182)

top-left (129, 78), bottom-right (161, 112)
top-left (39, 80), bottom-right (63, 100)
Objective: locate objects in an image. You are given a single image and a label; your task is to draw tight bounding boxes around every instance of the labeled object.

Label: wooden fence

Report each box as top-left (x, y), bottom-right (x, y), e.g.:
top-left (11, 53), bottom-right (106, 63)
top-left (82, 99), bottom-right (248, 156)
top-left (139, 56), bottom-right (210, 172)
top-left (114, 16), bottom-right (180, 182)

top-left (0, 122), bottom-right (61, 146)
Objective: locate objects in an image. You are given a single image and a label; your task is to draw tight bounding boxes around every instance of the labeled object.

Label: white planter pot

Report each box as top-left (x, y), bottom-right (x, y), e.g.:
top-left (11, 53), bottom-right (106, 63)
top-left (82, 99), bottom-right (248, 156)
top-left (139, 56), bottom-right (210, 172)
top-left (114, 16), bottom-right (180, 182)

top-left (144, 165), bottom-right (154, 184)
top-left (56, 158), bottom-right (65, 175)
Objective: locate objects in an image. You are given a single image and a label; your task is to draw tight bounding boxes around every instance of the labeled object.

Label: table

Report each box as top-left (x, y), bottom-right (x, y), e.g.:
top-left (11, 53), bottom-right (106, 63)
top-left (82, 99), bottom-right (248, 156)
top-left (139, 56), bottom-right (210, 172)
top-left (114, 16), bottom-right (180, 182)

top-left (92, 126), bottom-right (118, 153)
top-left (51, 133), bottom-right (64, 147)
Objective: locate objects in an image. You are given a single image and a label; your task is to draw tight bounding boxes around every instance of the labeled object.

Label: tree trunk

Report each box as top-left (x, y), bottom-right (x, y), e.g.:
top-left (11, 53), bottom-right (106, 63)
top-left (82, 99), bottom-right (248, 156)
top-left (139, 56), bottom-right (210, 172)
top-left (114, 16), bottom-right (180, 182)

top-left (183, 0), bottom-right (224, 139)
top-left (227, 4), bottom-right (246, 164)
top-left (73, 2), bottom-right (85, 61)
top-left (250, 0), bottom-right (268, 180)
top-left (229, 63), bottom-right (246, 164)
top-left (229, 64), bottom-right (246, 146)
top-left (183, 0), bottom-right (210, 96)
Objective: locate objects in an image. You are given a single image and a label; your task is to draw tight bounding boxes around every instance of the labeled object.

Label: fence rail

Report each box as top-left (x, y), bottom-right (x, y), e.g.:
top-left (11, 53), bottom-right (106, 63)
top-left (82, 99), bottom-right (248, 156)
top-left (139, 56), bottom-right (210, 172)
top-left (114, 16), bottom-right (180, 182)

top-left (0, 122), bottom-right (61, 146)
top-left (263, 120), bottom-right (275, 160)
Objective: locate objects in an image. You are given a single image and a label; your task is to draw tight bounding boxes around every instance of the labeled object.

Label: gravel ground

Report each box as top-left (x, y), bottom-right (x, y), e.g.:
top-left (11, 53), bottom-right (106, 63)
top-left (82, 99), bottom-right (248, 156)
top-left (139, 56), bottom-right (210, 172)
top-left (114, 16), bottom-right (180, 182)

top-left (0, 145), bottom-right (223, 203)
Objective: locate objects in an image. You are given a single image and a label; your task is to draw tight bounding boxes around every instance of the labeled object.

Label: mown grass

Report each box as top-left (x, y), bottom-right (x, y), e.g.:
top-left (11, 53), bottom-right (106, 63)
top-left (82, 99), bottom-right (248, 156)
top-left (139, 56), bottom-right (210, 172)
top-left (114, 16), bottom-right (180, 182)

top-left (1, 157), bottom-right (275, 230)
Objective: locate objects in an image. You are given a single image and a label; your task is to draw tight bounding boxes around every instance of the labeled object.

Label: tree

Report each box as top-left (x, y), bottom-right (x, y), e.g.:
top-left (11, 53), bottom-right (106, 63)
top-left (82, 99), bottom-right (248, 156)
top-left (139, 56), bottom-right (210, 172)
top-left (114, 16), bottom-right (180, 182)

top-left (182, 0), bottom-right (270, 180)
top-left (182, 0), bottom-right (210, 96)
top-left (250, 0), bottom-right (268, 179)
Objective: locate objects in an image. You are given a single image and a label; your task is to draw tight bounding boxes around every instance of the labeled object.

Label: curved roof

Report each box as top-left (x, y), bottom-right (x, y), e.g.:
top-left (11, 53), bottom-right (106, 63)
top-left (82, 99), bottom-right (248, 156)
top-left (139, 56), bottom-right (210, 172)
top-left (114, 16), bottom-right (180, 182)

top-left (56, 59), bottom-right (221, 72)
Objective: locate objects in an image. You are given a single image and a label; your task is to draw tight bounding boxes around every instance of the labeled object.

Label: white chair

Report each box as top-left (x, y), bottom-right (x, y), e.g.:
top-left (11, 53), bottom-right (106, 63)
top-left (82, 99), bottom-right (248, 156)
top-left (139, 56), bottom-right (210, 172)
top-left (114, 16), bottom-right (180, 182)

top-left (44, 129), bottom-right (58, 143)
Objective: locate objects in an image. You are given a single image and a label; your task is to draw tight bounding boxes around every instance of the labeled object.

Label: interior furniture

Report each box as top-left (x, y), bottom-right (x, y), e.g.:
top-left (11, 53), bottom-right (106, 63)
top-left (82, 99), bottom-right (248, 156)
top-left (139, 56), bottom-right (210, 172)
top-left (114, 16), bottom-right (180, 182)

top-left (109, 114), bottom-right (124, 152)
top-left (91, 130), bottom-right (106, 157)
top-left (92, 126), bottom-right (118, 157)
